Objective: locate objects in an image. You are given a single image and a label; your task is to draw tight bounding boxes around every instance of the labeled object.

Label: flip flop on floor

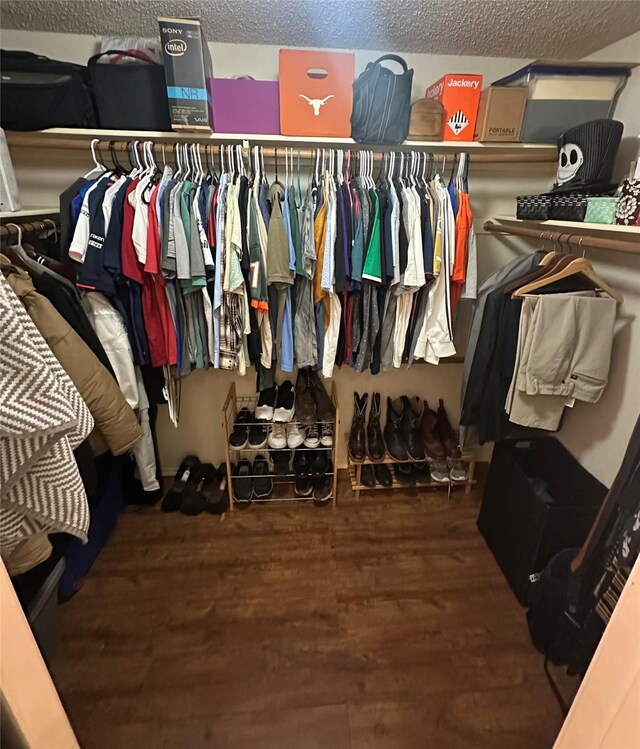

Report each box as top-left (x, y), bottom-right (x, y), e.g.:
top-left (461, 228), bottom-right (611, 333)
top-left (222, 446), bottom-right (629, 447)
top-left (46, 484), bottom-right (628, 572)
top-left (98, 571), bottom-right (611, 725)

top-left (161, 455), bottom-right (201, 512)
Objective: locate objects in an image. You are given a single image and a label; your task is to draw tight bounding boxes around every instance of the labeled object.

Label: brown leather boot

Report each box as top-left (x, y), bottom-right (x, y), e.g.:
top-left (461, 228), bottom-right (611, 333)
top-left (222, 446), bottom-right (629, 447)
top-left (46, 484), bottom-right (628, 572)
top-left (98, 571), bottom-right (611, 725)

top-left (420, 401), bottom-right (446, 460)
top-left (435, 399), bottom-right (461, 459)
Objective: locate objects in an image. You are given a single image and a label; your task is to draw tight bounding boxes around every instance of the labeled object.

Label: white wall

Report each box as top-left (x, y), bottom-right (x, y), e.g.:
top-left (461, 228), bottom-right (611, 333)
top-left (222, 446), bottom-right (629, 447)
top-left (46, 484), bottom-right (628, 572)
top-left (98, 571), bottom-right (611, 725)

top-left (555, 32), bottom-right (640, 487)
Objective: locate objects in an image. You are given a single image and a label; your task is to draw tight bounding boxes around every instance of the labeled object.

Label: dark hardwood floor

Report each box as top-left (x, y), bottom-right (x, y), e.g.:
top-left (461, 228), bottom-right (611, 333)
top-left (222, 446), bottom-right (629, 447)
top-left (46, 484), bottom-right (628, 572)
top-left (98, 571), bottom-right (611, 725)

top-left (50, 472), bottom-right (566, 749)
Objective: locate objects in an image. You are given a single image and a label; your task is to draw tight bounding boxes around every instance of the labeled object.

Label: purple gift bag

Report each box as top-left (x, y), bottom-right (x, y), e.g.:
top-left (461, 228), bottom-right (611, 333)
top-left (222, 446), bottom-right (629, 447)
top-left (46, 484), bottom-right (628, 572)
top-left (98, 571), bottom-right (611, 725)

top-left (208, 77), bottom-right (280, 134)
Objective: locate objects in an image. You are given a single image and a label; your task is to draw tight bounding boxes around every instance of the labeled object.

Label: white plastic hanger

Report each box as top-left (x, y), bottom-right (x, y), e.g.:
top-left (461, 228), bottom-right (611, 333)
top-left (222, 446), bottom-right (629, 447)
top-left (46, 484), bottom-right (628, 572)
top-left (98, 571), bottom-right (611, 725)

top-left (84, 138), bottom-right (105, 179)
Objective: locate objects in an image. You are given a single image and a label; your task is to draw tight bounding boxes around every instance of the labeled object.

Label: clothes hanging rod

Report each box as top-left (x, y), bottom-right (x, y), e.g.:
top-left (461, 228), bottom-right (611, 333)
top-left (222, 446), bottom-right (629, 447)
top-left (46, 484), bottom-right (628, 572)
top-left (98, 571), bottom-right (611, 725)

top-left (483, 219), bottom-right (640, 256)
top-left (0, 219), bottom-right (58, 238)
top-left (4, 130), bottom-right (558, 164)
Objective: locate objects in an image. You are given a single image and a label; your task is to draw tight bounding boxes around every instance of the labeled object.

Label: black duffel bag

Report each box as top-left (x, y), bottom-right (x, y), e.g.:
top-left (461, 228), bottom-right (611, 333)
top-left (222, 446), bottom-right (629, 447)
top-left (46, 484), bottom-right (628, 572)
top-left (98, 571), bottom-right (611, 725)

top-left (351, 54), bottom-right (413, 145)
top-left (0, 50), bottom-right (96, 130)
top-left (88, 50), bottom-right (171, 131)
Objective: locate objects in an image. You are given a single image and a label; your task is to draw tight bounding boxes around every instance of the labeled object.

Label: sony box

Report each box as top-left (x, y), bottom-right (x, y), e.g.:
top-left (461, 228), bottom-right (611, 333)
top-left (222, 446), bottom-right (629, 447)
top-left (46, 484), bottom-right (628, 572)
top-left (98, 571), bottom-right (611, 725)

top-left (474, 86), bottom-right (527, 141)
top-left (158, 17), bottom-right (213, 131)
top-left (425, 73), bottom-right (483, 141)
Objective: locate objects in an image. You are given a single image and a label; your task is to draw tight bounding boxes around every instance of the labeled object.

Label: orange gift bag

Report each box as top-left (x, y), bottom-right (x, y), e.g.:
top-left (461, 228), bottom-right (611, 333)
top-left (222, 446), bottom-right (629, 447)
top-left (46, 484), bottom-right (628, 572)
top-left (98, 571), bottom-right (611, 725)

top-left (279, 49), bottom-right (355, 137)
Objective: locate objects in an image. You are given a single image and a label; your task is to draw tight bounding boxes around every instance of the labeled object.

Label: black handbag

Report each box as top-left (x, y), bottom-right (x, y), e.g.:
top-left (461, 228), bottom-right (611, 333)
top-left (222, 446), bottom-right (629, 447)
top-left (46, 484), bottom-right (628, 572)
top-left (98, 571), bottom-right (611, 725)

top-left (0, 50), bottom-right (96, 131)
top-left (88, 50), bottom-right (171, 131)
top-left (351, 55), bottom-right (413, 145)
top-left (549, 194), bottom-right (588, 222)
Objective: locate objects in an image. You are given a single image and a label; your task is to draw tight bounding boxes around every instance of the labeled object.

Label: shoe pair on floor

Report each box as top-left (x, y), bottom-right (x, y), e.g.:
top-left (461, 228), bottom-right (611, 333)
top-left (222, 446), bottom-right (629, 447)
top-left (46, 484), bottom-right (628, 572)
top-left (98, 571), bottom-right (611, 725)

top-left (161, 456), bottom-right (229, 515)
top-left (359, 461), bottom-right (431, 488)
top-left (232, 455), bottom-right (273, 502)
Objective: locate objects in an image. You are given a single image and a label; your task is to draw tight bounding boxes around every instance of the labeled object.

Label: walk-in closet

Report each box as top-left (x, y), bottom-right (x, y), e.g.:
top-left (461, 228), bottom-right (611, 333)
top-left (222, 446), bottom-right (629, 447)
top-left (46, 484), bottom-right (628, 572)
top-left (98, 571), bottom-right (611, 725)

top-left (1, 2), bottom-right (639, 748)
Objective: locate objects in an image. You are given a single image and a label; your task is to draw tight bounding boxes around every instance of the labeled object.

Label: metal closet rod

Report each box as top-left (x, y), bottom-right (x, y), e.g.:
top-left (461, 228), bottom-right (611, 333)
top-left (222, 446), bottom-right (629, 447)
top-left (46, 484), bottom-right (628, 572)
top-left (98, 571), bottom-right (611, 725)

top-left (483, 220), bottom-right (640, 256)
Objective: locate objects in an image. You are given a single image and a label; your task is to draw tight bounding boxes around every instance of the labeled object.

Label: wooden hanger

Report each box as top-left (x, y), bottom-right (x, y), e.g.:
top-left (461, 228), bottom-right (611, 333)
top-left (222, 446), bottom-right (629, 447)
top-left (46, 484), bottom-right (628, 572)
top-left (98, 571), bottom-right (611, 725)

top-left (512, 256), bottom-right (623, 303)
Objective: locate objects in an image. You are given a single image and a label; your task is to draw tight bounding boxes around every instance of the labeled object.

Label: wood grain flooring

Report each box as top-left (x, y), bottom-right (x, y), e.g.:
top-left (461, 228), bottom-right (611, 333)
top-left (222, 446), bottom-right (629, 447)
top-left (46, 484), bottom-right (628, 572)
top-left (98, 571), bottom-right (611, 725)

top-left (50, 472), bottom-right (566, 749)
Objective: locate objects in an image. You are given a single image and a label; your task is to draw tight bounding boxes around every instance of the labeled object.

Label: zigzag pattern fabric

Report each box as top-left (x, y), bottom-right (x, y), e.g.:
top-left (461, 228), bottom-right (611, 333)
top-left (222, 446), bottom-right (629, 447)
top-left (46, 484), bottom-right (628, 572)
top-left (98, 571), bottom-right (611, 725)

top-left (0, 274), bottom-right (92, 557)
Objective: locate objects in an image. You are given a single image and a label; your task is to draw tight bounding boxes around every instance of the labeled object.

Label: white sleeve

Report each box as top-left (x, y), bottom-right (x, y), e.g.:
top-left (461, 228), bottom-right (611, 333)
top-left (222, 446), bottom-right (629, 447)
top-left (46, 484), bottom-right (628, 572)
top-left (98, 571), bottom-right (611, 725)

top-left (68, 181), bottom-right (99, 262)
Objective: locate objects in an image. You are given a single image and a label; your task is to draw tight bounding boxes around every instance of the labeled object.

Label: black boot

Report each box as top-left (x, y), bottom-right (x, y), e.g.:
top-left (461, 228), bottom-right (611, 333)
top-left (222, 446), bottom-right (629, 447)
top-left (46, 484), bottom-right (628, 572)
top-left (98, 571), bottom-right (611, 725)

top-left (367, 392), bottom-right (385, 461)
top-left (348, 392), bottom-right (368, 462)
top-left (384, 397), bottom-right (409, 462)
top-left (401, 396), bottom-right (427, 461)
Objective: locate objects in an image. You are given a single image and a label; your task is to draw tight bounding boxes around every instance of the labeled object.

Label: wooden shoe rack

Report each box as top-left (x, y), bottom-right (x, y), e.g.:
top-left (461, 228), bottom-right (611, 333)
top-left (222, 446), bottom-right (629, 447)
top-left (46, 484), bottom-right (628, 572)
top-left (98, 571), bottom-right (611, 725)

top-left (222, 382), bottom-right (340, 510)
top-left (345, 433), bottom-right (476, 501)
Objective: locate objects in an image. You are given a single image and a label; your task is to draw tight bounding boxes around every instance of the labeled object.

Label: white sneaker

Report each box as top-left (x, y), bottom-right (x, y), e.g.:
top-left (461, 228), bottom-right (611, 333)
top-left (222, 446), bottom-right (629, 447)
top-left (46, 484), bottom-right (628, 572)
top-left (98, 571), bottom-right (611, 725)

top-left (320, 422), bottom-right (333, 447)
top-left (304, 423), bottom-right (320, 449)
top-left (287, 422), bottom-right (305, 449)
top-left (268, 422), bottom-right (287, 449)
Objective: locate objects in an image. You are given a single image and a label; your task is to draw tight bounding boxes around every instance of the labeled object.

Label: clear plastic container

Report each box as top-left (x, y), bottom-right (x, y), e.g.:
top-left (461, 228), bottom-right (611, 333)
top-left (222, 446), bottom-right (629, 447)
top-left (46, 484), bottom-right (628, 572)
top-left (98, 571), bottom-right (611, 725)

top-left (493, 61), bottom-right (634, 142)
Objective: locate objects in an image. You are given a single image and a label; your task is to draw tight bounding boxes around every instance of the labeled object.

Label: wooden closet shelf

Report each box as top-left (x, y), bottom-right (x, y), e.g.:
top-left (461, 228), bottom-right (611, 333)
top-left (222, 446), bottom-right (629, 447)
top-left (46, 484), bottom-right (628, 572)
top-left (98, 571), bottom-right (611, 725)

top-left (4, 129), bottom-right (558, 163)
top-left (0, 207), bottom-right (59, 222)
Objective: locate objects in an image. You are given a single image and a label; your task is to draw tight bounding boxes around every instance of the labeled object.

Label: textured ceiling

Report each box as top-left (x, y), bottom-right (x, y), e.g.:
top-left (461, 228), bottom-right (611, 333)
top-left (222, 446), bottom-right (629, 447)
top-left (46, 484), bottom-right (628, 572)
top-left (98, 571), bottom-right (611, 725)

top-left (1, 0), bottom-right (639, 58)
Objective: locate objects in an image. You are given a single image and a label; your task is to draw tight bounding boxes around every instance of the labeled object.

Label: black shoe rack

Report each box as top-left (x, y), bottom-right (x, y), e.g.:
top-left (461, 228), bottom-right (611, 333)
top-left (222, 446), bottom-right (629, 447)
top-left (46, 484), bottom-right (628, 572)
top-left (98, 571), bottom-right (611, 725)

top-left (345, 432), bottom-right (476, 501)
top-left (222, 382), bottom-right (340, 510)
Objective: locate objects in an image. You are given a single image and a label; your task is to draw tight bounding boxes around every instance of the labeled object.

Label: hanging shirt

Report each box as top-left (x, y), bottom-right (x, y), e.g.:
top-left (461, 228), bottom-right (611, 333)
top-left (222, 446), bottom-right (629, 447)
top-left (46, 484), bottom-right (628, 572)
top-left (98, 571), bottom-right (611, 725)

top-left (362, 190), bottom-right (382, 283)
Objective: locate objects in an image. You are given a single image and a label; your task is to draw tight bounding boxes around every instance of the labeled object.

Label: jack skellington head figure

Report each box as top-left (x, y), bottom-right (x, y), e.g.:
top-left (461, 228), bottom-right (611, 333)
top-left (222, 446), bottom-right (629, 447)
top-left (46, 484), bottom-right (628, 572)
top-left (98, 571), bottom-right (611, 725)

top-left (553, 119), bottom-right (623, 192)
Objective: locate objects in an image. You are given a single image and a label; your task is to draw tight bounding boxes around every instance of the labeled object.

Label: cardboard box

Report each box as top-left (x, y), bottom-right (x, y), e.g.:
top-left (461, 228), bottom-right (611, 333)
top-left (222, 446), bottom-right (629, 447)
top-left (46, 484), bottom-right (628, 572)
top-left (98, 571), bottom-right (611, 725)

top-left (425, 74), bottom-right (482, 141)
top-left (474, 86), bottom-right (527, 141)
top-left (158, 17), bottom-right (213, 131)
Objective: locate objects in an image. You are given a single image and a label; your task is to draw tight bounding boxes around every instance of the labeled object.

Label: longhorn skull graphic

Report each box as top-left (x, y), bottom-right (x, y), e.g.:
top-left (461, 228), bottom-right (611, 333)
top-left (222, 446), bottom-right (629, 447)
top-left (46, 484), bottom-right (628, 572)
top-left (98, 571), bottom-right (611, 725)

top-left (299, 94), bottom-right (334, 116)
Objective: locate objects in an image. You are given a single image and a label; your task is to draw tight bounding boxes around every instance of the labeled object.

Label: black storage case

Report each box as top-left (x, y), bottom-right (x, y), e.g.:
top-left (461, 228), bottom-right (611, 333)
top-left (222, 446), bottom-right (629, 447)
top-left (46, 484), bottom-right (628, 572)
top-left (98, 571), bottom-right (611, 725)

top-left (88, 50), bottom-right (171, 131)
top-left (478, 438), bottom-right (606, 605)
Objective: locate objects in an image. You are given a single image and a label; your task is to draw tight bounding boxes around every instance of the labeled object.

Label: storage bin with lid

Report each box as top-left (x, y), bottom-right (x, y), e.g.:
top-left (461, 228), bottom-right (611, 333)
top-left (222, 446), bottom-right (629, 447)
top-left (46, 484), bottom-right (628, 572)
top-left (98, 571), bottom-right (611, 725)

top-left (493, 60), bottom-right (635, 143)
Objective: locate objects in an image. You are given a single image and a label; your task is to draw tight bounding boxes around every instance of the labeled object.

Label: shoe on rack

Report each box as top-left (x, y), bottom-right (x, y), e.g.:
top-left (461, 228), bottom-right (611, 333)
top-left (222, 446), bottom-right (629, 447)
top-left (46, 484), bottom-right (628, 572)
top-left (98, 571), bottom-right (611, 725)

top-left (373, 463), bottom-right (393, 488)
top-left (287, 422), bottom-right (306, 449)
top-left (313, 461), bottom-right (333, 504)
top-left (401, 396), bottom-right (426, 462)
top-left (252, 455), bottom-right (273, 499)
top-left (274, 380), bottom-right (295, 422)
top-left (361, 464), bottom-right (376, 488)
top-left (348, 392), bottom-right (368, 461)
top-left (269, 448), bottom-right (292, 475)
top-left (393, 462), bottom-right (414, 487)
top-left (162, 455), bottom-right (201, 512)
top-left (310, 448), bottom-right (329, 478)
top-left (449, 459), bottom-right (468, 483)
top-left (295, 476), bottom-right (314, 498)
top-left (304, 423), bottom-right (320, 449)
top-left (421, 402), bottom-right (447, 460)
top-left (412, 461), bottom-right (432, 486)
top-left (311, 370), bottom-right (335, 422)
top-left (435, 399), bottom-right (462, 460)
top-left (181, 463), bottom-right (218, 515)
top-left (429, 457), bottom-right (450, 484)
top-left (367, 392), bottom-right (385, 461)
top-left (293, 449), bottom-right (312, 478)
top-left (248, 421), bottom-right (268, 449)
top-left (268, 422), bottom-right (287, 449)
top-left (229, 408), bottom-right (252, 450)
top-left (320, 421), bottom-right (334, 447)
top-left (295, 367), bottom-right (317, 425)
top-left (232, 460), bottom-right (253, 503)
top-left (255, 386), bottom-right (277, 421)
top-left (384, 397), bottom-right (409, 462)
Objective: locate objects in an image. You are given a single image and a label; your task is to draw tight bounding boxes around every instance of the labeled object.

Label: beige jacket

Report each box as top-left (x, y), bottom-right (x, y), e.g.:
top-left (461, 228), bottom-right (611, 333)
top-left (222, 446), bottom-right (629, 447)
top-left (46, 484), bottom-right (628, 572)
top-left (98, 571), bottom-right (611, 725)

top-left (4, 265), bottom-right (142, 456)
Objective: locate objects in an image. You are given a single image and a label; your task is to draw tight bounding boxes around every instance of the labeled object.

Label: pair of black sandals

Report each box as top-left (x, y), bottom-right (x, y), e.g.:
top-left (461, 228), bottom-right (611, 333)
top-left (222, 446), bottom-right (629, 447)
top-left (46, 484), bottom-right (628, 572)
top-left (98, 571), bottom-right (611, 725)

top-left (161, 455), bottom-right (229, 515)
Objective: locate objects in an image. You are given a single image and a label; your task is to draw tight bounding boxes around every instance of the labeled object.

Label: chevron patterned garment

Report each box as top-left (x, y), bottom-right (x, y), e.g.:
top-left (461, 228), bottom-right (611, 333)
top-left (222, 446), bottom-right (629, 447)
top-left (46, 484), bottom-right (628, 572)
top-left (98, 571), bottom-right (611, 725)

top-left (0, 274), bottom-right (93, 558)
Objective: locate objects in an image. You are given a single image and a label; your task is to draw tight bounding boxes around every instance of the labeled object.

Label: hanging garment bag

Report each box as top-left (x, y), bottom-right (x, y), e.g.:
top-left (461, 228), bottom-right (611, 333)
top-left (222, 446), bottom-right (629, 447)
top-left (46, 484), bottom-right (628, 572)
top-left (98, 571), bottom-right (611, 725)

top-left (351, 55), bottom-right (414, 145)
top-left (88, 50), bottom-right (171, 130)
top-left (0, 50), bottom-right (96, 131)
